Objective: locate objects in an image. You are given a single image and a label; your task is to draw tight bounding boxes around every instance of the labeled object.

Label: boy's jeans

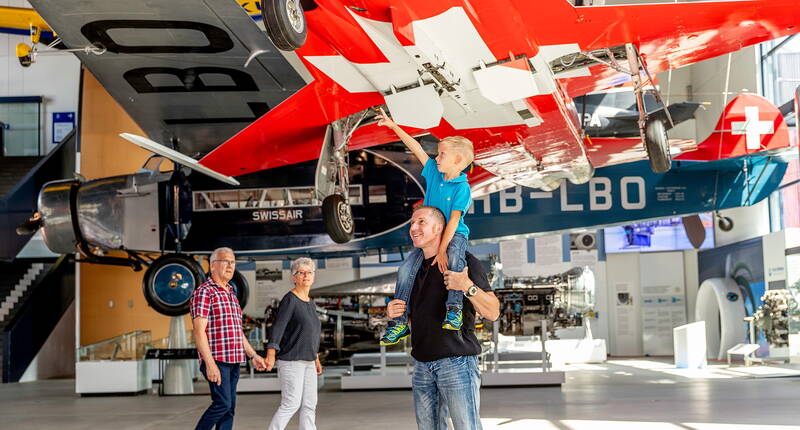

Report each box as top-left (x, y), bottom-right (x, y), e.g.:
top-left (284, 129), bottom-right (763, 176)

top-left (393, 233), bottom-right (468, 323)
top-left (412, 355), bottom-right (482, 430)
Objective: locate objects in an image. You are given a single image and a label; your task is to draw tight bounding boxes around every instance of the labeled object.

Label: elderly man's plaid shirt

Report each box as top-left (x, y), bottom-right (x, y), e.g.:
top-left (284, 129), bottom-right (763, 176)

top-left (190, 278), bottom-right (246, 363)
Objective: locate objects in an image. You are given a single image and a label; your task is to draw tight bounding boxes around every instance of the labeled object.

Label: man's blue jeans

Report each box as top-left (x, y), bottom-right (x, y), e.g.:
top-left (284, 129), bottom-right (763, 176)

top-left (196, 361), bottom-right (241, 430)
top-left (394, 233), bottom-right (468, 323)
top-left (412, 355), bottom-right (482, 430)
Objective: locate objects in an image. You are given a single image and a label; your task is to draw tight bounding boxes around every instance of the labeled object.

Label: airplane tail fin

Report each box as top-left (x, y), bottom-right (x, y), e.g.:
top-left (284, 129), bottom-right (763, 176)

top-left (676, 93), bottom-right (791, 161)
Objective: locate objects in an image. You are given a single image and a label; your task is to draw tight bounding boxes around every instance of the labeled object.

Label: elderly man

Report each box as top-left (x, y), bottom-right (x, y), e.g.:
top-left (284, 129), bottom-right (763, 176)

top-left (191, 247), bottom-right (266, 430)
top-left (387, 206), bottom-right (500, 430)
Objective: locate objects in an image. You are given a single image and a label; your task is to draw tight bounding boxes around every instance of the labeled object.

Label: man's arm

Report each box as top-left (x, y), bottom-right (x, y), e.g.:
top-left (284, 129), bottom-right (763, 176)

top-left (377, 108), bottom-right (429, 165)
top-left (433, 211), bottom-right (462, 273)
top-left (443, 267), bottom-right (500, 321)
top-left (241, 332), bottom-right (266, 370)
top-left (192, 317), bottom-right (221, 385)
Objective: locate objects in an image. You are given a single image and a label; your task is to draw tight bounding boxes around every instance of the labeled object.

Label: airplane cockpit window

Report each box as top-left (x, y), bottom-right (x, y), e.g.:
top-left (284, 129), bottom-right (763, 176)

top-left (240, 190), bottom-right (261, 208)
top-left (212, 191), bottom-right (239, 208)
top-left (288, 188), bottom-right (315, 206)
top-left (262, 189), bottom-right (287, 207)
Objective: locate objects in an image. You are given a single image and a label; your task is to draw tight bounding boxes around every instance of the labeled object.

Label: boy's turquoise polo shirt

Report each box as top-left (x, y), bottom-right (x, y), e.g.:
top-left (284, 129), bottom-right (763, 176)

top-left (422, 158), bottom-right (471, 238)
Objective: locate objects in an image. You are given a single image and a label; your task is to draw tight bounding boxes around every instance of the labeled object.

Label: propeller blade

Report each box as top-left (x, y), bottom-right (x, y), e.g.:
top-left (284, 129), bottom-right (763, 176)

top-left (681, 215), bottom-right (706, 249)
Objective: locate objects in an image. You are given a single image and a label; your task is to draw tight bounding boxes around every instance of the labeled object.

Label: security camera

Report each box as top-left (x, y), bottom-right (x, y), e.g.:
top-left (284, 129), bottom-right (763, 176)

top-left (18, 54), bottom-right (33, 67)
top-left (16, 43), bottom-right (33, 68)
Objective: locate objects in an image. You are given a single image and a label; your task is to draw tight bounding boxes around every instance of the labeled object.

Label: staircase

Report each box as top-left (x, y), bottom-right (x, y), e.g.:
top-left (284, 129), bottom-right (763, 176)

top-left (0, 157), bottom-right (43, 197)
top-left (0, 263), bottom-right (45, 322)
top-left (0, 257), bottom-right (68, 383)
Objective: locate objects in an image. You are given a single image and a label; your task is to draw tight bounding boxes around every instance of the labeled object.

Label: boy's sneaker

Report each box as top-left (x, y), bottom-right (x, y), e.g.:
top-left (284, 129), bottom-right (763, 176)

top-left (441, 307), bottom-right (463, 330)
top-left (380, 322), bottom-right (410, 345)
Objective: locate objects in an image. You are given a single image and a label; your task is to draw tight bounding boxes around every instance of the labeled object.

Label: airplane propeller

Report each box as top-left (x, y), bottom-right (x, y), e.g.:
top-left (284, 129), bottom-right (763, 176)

top-left (681, 214), bottom-right (706, 249)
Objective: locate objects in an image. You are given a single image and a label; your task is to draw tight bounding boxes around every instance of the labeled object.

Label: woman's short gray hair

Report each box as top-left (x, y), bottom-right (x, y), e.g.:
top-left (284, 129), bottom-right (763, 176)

top-left (291, 257), bottom-right (316, 274)
top-left (211, 247), bottom-right (234, 261)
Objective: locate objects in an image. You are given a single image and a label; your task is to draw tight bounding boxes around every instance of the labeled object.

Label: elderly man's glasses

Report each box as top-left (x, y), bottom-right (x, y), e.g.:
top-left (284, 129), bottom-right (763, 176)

top-left (212, 259), bottom-right (236, 266)
top-left (294, 271), bottom-right (315, 277)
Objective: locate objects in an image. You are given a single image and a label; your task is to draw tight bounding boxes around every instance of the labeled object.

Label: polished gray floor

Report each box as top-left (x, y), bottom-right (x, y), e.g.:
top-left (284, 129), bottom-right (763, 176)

top-left (2, 359), bottom-right (800, 429)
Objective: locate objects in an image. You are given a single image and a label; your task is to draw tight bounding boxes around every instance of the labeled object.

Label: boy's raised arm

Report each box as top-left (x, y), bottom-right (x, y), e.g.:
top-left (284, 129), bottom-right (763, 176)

top-left (376, 108), bottom-right (429, 166)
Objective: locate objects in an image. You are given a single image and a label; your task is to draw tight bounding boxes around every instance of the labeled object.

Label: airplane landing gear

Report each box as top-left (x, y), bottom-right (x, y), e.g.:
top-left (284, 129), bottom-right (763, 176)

top-left (623, 43), bottom-right (674, 174)
top-left (142, 254), bottom-right (251, 316)
top-left (644, 118), bottom-right (671, 173)
top-left (323, 194), bottom-right (354, 244)
top-left (316, 109), bottom-right (371, 243)
top-left (264, 0), bottom-right (307, 51)
top-left (142, 254), bottom-right (206, 316)
top-left (227, 269), bottom-right (250, 309)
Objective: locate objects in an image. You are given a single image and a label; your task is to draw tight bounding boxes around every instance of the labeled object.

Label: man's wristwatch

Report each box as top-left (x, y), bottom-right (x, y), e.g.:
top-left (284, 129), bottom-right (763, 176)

top-left (464, 284), bottom-right (479, 298)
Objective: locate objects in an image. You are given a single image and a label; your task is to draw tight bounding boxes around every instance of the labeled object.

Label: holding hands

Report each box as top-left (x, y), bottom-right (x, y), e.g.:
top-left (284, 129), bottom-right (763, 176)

top-left (251, 354), bottom-right (267, 371)
top-left (264, 351), bottom-right (276, 372)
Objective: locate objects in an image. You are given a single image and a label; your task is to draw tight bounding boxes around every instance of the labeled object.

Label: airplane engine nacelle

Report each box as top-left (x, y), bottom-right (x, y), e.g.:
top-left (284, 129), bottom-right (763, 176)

top-left (38, 179), bottom-right (81, 254)
top-left (38, 172), bottom-right (167, 254)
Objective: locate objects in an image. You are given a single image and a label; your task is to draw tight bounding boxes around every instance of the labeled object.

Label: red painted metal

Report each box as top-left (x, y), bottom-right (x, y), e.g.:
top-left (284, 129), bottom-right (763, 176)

top-left (199, 0), bottom-right (800, 181)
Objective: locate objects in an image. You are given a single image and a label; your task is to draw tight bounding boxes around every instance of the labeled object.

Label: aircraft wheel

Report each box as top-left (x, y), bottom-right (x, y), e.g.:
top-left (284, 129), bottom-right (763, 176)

top-left (718, 216), bottom-right (734, 232)
top-left (644, 119), bottom-right (671, 173)
top-left (142, 254), bottom-right (206, 316)
top-left (264, 0), bottom-right (307, 51)
top-left (323, 194), bottom-right (354, 243)
top-left (228, 269), bottom-right (250, 310)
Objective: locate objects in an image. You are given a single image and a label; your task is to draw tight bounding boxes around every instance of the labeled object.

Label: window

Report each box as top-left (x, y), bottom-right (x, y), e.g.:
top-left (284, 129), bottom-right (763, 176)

top-left (0, 96), bottom-right (42, 156)
top-left (761, 35), bottom-right (800, 125)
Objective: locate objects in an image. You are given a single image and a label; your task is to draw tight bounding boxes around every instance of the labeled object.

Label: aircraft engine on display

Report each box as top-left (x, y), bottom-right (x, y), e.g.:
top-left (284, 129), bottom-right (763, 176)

top-left (495, 267), bottom-right (596, 338)
top-left (754, 289), bottom-right (797, 348)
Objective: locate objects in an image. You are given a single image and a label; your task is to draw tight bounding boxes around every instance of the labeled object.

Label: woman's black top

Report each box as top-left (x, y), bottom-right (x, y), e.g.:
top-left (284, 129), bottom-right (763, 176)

top-left (266, 291), bottom-right (321, 361)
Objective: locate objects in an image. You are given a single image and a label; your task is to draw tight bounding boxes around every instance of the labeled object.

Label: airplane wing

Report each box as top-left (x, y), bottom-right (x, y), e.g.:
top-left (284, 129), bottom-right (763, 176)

top-left (28, 0), bottom-right (308, 157)
top-left (526, 0), bottom-right (800, 97)
top-left (29, 0), bottom-right (800, 190)
top-left (202, 0), bottom-right (800, 180)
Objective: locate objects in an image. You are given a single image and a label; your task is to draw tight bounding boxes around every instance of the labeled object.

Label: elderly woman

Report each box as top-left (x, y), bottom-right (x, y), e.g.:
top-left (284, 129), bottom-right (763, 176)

top-left (265, 257), bottom-right (322, 430)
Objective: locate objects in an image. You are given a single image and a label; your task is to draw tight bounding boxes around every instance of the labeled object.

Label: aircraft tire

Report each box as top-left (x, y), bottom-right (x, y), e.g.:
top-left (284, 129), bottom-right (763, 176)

top-left (264, 0), bottom-right (307, 51)
top-left (644, 119), bottom-right (671, 173)
top-left (229, 269), bottom-right (250, 310)
top-left (323, 194), bottom-right (354, 243)
top-left (718, 216), bottom-right (734, 232)
top-left (142, 254), bottom-right (206, 316)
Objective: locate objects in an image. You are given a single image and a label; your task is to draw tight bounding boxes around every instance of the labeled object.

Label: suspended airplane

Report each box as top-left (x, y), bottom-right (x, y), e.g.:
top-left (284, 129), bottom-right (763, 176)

top-left (18, 0), bottom-right (800, 245)
top-left (14, 0), bottom-right (800, 315)
top-left (20, 92), bottom-right (795, 315)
